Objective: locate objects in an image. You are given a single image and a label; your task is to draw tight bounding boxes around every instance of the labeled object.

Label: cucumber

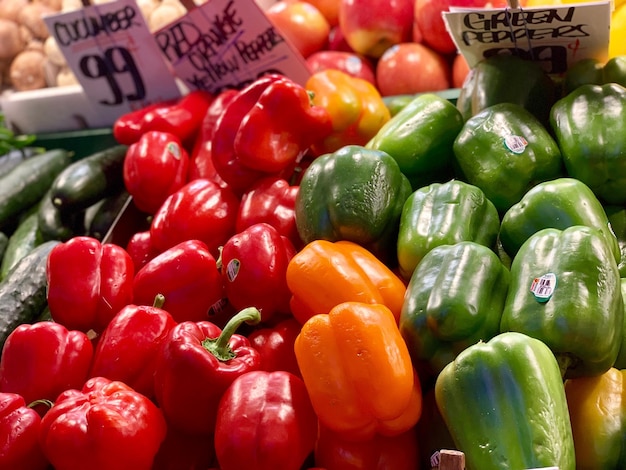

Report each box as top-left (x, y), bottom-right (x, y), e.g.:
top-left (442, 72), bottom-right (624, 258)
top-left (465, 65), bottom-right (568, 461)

top-left (0, 240), bottom-right (60, 352)
top-left (0, 147), bottom-right (43, 178)
top-left (88, 189), bottom-right (130, 240)
top-left (0, 211), bottom-right (43, 281)
top-left (37, 187), bottom-right (84, 242)
top-left (50, 145), bottom-right (128, 213)
top-left (0, 149), bottom-right (71, 231)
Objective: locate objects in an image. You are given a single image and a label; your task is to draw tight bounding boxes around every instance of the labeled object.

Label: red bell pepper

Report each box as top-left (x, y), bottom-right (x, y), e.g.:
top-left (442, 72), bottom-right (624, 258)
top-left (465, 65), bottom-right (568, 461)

top-left (0, 322), bottom-right (93, 406)
top-left (219, 223), bottom-right (296, 322)
top-left (152, 426), bottom-right (216, 470)
top-left (39, 376), bottom-right (167, 470)
top-left (188, 89), bottom-right (238, 184)
top-left (125, 229), bottom-right (159, 274)
top-left (123, 130), bottom-right (190, 214)
top-left (132, 239), bottom-right (224, 323)
top-left (214, 370), bottom-right (318, 470)
top-left (248, 316), bottom-right (303, 378)
top-left (46, 236), bottom-right (134, 333)
top-left (113, 90), bottom-right (213, 146)
top-left (89, 294), bottom-right (177, 400)
top-left (211, 74), bottom-right (332, 194)
top-left (153, 307), bottom-right (262, 436)
top-left (314, 424), bottom-right (421, 470)
top-left (236, 176), bottom-right (301, 249)
top-left (0, 392), bottom-right (49, 470)
top-left (150, 178), bottom-right (240, 258)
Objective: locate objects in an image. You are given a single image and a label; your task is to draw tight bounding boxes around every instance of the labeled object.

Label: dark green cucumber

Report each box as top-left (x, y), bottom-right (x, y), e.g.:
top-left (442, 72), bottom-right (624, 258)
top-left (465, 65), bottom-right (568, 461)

top-left (0, 147), bottom-right (43, 178)
top-left (87, 189), bottom-right (130, 240)
top-left (0, 211), bottom-right (43, 281)
top-left (0, 149), bottom-right (72, 231)
top-left (50, 144), bottom-right (128, 213)
top-left (37, 187), bottom-right (84, 242)
top-left (0, 240), bottom-right (60, 352)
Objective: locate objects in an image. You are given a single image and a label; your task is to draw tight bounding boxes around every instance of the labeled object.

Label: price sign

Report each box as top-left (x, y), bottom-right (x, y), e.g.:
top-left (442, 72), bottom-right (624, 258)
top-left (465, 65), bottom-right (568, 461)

top-left (443, 1), bottom-right (611, 75)
top-left (43, 0), bottom-right (181, 121)
top-left (153, 0), bottom-right (312, 94)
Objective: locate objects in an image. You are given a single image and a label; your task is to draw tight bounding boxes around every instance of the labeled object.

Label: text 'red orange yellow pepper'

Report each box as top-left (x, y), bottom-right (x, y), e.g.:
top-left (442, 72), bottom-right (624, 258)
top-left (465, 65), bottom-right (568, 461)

top-left (306, 69), bottom-right (390, 155)
top-left (285, 240), bottom-right (406, 325)
top-left (294, 301), bottom-right (422, 442)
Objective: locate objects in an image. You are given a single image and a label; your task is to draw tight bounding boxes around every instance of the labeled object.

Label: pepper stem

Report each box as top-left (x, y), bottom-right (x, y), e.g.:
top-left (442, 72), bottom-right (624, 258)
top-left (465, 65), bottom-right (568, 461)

top-left (202, 307), bottom-right (261, 362)
top-left (28, 399), bottom-right (54, 410)
top-left (215, 246), bottom-right (223, 271)
top-left (556, 353), bottom-right (573, 379)
top-left (153, 294), bottom-right (165, 309)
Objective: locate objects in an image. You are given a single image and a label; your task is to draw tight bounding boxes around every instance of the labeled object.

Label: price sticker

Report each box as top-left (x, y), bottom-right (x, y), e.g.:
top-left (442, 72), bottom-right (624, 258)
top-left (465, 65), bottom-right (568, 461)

top-left (153, 0), bottom-right (312, 94)
top-left (43, 0), bottom-right (181, 122)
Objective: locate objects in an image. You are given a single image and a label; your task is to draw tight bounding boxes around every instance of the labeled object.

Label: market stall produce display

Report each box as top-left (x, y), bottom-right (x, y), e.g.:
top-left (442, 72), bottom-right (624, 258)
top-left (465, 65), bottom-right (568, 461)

top-left (3, 0), bottom-right (626, 469)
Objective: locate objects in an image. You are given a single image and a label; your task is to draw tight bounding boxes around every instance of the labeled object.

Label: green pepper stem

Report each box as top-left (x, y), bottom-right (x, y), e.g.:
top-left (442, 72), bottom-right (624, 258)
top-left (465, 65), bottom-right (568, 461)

top-left (215, 246), bottom-right (223, 271)
top-left (556, 354), bottom-right (573, 379)
top-left (27, 399), bottom-right (54, 410)
top-left (202, 307), bottom-right (261, 362)
top-left (153, 294), bottom-right (165, 309)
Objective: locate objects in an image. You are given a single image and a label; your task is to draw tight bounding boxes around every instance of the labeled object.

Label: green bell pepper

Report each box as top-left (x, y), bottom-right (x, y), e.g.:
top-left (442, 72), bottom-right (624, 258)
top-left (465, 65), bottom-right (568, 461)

top-left (499, 177), bottom-right (621, 263)
top-left (366, 93), bottom-right (464, 190)
top-left (456, 54), bottom-right (557, 127)
top-left (453, 102), bottom-right (564, 214)
top-left (396, 179), bottom-right (500, 281)
top-left (550, 82), bottom-right (626, 205)
top-left (561, 55), bottom-right (626, 95)
top-left (399, 241), bottom-right (510, 377)
top-left (295, 144), bottom-right (412, 265)
top-left (435, 331), bottom-right (576, 470)
top-left (613, 278), bottom-right (626, 370)
top-left (500, 225), bottom-right (624, 379)
top-left (605, 205), bottom-right (626, 277)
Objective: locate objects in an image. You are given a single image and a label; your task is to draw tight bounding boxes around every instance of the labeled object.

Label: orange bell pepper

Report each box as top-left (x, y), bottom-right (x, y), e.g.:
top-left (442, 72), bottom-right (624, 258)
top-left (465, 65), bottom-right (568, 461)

top-left (564, 367), bottom-right (626, 469)
top-left (285, 240), bottom-right (406, 325)
top-left (294, 301), bottom-right (422, 442)
top-left (306, 69), bottom-right (391, 155)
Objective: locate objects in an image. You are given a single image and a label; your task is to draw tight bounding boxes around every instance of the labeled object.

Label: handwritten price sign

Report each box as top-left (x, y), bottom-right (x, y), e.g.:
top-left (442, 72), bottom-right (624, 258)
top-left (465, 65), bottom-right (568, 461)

top-left (44, 0), bottom-right (181, 120)
top-left (443, 1), bottom-right (611, 75)
top-left (154, 0), bottom-right (312, 94)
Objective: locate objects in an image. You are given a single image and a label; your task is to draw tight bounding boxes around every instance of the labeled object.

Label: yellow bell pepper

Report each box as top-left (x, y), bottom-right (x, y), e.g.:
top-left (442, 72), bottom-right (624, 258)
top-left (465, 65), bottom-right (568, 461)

top-left (306, 69), bottom-right (390, 155)
top-left (564, 367), bottom-right (626, 469)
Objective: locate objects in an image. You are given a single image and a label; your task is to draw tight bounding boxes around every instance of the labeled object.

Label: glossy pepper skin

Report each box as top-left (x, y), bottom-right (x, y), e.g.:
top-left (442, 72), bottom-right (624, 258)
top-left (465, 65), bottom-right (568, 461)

top-left (236, 176), bottom-right (300, 249)
top-left (286, 240), bottom-right (407, 325)
top-left (149, 178), bottom-right (240, 257)
top-left (499, 177), bottom-right (621, 262)
top-left (211, 74), bottom-right (332, 194)
top-left (46, 236), bottom-right (134, 333)
top-left (0, 322), bottom-right (93, 406)
top-left (294, 301), bottom-right (422, 442)
top-left (435, 332), bottom-right (575, 470)
top-left (606, 205), bottom-right (626, 277)
top-left (220, 223), bottom-right (296, 323)
top-left (89, 295), bottom-right (177, 400)
top-left (561, 55), bottom-right (626, 94)
top-left (366, 93), bottom-right (464, 190)
top-left (153, 307), bottom-right (262, 436)
top-left (453, 102), bottom-right (564, 214)
top-left (456, 53), bottom-right (557, 127)
top-left (123, 130), bottom-right (190, 214)
top-left (400, 241), bottom-right (510, 376)
top-left (113, 90), bottom-right (213, 146)
top-left (305, 69), bottom-right (390, 155)
top-left (0, 392), bottom-right (48, 470)
top-left (396, 179), bottom-right (500, 281)
top-left (132, 239), bottom-right (224, 323)
top-left (39, 376), bottom-right (167, 470)
top-left (564, 367), bottom-right (626, 469)
top-left (314, 424), bottom-right (420, 470)
top-left (214, 370), bottom-right (318, 470)
top-left (248, 317), bottom-right (302, 377)
top-left (550, 82), bottom-right (626, 205)
top-left (295, 145), bottom-right (411, 265)
top-left (501, 225), bottom-right (624, 379)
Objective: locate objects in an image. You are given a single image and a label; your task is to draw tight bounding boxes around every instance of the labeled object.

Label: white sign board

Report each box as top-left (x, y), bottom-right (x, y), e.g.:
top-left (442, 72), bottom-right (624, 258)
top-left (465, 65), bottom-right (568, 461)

top-left (443, 1), bottom-right (611, 74)
top-left (153, 0), bottom-right (312, 94)
top-left (43, 0), bottom-right (182, 120)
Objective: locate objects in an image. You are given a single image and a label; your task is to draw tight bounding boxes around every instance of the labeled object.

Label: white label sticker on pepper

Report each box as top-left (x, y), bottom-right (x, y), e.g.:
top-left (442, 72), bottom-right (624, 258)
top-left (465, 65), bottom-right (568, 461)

top-left (530, 273), bottom-right (557, 302)
top-left (504, 135), bottom-right (528, 154)
top-left (226, 259), bottom-right (240, 282)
